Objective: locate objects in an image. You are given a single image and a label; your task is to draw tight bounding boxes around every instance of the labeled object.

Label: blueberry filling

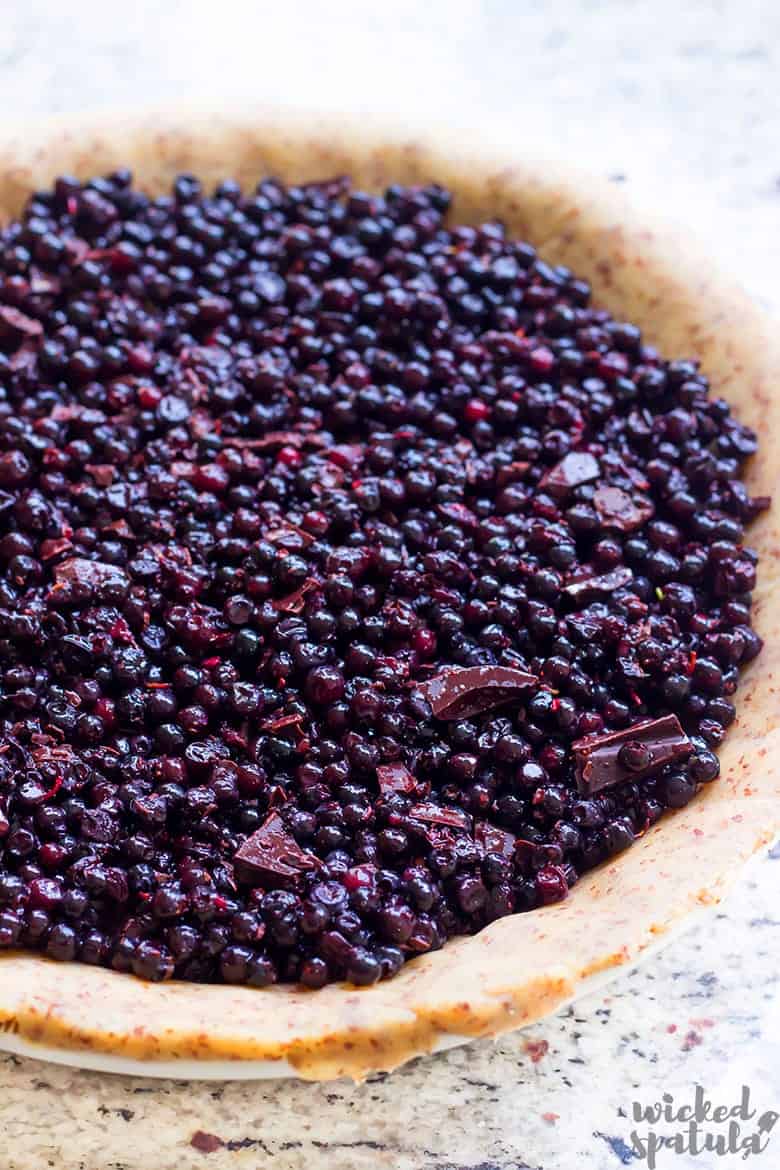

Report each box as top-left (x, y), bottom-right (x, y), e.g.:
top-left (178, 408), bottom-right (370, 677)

top-left (0, 169), bottom-right (767, 987)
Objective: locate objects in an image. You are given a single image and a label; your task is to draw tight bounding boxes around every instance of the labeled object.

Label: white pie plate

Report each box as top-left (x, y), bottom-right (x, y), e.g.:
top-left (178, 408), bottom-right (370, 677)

top-left (0, 881), bottom-right (733, 1079)
top-left (5, 833), bottom-right (773, 1081)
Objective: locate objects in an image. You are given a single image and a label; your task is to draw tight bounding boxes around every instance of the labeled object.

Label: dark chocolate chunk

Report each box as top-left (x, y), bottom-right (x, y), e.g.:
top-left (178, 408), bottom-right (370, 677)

top-left (474, 821), bottom-right (515, 857)
top-left (265, 523), bottom-right (315, 550)
top-left (53, 557), bottom-right (129, 592)
top-left (376, 761), bottom-right (417, 795)
top-left (593, 485), bottom-right (654, 532)
top-left (39, 537), bottom-right (73, 561)
top-left (260, 712), bottom-right (302, 733)
top-left (540, 452), bottom-right (600, 496)
top-left (409, 802), bottom-right (471, 830)
top-left (272, 578), bottom-right (319, 614)
top-left (563, 566), bottom-right (633, 600)
top-left (572, 715), bottom-right (692, 795)
top-left (566, 612), bottom-right (606, 643)
top-left (221, 430), bottom-right (326, 451)
top-left (234, 812), bottom-right (319, 880)
top-left (421, 665), bottom-right (539, 720)
top-left (617, 654), bottom-right (648, 681)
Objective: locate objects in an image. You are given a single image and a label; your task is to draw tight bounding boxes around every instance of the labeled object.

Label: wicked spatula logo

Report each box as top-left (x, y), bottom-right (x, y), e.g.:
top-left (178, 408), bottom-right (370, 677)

top-left (630, 1085), bottom-right (778, 1167)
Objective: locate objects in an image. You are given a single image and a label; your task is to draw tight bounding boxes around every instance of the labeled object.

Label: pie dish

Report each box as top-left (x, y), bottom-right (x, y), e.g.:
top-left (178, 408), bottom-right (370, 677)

top-left (0, 107), bottom-right (777, 1081)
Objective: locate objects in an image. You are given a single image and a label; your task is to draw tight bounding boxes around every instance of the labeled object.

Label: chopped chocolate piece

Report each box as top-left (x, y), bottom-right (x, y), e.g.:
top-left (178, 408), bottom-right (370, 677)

top-left (53, 557), bottom-right (129, 592)
top-left (222, 430), bottom-right (325, 450)
top-left (39, 537), bottom-right (73, 561)
top-left (572, 715), bottom-right (692, 795)
top-left (376, 762), bottom-right (417, 794)
top-left (234, 813), bottom-right (319, 880)
top-left (512, 838), bottom-right (539, 871)
top-left (265, 523), bottom-right (314, 549)
top-left (563, 566), bottom-right (633, 600)
top-left (566, 611), bottom-right (607, 643)
top-left (409, 802), bottom-right (471, 830)
top-left (540, 452), bottom-right (600, 496)
top-left (617, 655), bottom-right (648, 681)
top-left (474, 821), bottom-right (515, 857)
top-left (260, 713), bottom-right (303, 733)
top-left (593, 485), bottom-right (654, 532)
top-left (31, 743), bottom-right (76, 765)
top-left (422, 665), bottom-right (539, 720)
top-left (272, 578), bottom-right (319, 614)
top-left (423, 826), bottom-right (461, 851)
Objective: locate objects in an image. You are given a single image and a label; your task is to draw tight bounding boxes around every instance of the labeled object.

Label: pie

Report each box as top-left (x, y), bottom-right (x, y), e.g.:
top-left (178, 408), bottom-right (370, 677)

top-left (0, 109), bottom-right (776, 1080)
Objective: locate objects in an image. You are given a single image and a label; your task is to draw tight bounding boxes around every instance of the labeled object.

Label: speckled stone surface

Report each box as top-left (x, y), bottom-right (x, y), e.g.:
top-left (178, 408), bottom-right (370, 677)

top-left (0, 1), bottom-right (778, 1166)
top-left (2, 855), bottom-right (779, 1170)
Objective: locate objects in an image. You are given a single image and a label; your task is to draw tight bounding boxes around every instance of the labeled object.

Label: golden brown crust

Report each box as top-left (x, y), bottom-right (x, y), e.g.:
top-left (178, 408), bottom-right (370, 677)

top-left (0, 108), bottom-right (777, 1080)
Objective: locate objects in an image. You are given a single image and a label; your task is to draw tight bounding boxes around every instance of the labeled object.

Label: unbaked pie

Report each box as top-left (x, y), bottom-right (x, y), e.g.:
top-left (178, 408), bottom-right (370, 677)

top-left (0, 110), bottom-right (775, 1078)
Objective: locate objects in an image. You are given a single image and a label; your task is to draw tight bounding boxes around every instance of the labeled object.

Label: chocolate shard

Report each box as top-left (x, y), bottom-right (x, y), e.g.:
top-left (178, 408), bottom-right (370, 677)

top-left (512, 838), bottom-right (539, 871)
top-left (272, 577), bottom-right (319, 614)
top-left (566, 611), bottom-right (606, 643)
top-left (39, 537), bottom-right (73, 561)
top-left (421, 665), bottom-right (539, 720)
top-left (265, 523), bottom-right (314, 549)
top-left (222, 430), bottom-right (326, 451)
top-left (234, 812), bottom-right (319, 880)
top-left (409, 802), bottom-right (471, 831)
top-left (376, 761), bottom-right (417, 795)
top-left (572, 714), bottom-right (692, 795)
top-left (593, 485), bottom-right (654, 532)
top-left (617, 654), bottom-right (648, 681)
top-left (539, 452), bottom-right (600, 497)
top-left (30, 743), bottom-right (76, 765)
top-left (563, 566), bottom-right (633, 601)
top-left (260, 712), bottom-right (304, 736)
top-left (53, 557), bottom-right (129, 592)
top-left (474, 821), bottom-right (515, 857)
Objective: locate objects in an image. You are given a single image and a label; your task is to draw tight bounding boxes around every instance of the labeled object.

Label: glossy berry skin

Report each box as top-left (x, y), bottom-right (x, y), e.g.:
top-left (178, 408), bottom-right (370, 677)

top-left (0, 169), bottom-right (766, 988)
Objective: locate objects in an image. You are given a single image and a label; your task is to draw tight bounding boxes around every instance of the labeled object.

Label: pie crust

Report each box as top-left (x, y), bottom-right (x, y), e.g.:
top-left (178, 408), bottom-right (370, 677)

top-left (0, 108), bottom-right (777, 1081)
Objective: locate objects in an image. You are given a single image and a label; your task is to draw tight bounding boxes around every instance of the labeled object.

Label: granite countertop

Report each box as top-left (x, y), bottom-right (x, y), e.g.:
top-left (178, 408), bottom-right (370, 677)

top-left (1, 1), bottom-right (779, 1167)
top-left (3, 854), bottom-right (779, 1170)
